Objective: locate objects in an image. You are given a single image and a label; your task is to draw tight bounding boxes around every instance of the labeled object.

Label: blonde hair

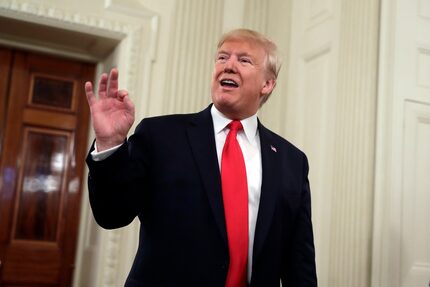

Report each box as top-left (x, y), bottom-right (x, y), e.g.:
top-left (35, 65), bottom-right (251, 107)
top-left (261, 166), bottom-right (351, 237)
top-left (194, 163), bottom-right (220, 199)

top-left (216, 29), bottom-right (281, 80)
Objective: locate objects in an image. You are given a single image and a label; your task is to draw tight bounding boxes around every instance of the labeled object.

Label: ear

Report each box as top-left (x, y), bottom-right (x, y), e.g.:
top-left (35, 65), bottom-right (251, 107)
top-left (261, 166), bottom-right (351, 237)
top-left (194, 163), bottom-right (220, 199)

top-left (261, 78), bottom-right (276, 95)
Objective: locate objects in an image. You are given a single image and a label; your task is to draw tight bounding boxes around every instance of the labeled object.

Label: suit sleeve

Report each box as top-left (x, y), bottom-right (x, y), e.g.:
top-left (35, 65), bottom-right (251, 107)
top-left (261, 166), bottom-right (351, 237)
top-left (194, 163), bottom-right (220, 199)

top-left (86, 120), bottom-right (151, 229)
top-left (281, 154), bottom-right (318, 286)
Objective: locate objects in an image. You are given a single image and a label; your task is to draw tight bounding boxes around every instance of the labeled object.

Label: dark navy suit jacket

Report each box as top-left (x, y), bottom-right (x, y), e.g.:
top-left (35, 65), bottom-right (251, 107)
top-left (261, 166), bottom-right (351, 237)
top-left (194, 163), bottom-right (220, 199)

top-left (86, 105), bottom-right (317, 286)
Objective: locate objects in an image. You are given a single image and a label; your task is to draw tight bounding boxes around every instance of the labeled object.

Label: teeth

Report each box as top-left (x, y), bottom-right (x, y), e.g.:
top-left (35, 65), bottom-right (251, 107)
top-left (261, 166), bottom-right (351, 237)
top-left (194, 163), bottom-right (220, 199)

top-left (220, 79), bottom-right (238, 87)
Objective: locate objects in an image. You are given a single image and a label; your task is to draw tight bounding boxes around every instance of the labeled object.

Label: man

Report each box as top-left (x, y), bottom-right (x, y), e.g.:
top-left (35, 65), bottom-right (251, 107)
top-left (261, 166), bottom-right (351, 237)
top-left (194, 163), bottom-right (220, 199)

top-left (85, 29), bottom-right (317, 286)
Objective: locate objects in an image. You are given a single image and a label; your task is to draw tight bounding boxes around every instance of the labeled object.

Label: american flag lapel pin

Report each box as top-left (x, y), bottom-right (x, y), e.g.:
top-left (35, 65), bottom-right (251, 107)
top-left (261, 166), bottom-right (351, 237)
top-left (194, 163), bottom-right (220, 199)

top-left (270, 145), bottom-right (277, 152)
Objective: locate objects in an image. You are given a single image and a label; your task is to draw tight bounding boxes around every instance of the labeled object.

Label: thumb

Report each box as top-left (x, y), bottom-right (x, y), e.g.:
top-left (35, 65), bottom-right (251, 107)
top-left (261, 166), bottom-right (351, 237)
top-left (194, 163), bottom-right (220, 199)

top-left (118, 89), bottom-right (128, 100)
top-left (123, 94), bottom-right (135, 116)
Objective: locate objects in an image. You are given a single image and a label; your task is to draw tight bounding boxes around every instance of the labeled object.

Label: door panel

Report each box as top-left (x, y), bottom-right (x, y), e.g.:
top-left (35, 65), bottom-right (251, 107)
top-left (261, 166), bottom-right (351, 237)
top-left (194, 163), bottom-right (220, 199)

top-left (0, 49), bottom-right (94, 287)
top-left (13, 128), bottom-right (69, 242)
top-left (402, 102), bottom-right (430, 287)
top-left (286, 1), bottom-right (339, 285)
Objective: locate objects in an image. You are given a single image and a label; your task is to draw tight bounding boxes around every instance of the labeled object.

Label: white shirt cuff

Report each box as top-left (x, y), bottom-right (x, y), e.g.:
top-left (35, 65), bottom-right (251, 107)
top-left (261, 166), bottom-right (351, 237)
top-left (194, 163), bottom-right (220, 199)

top-left (91, 141), bottom-right (123, 161)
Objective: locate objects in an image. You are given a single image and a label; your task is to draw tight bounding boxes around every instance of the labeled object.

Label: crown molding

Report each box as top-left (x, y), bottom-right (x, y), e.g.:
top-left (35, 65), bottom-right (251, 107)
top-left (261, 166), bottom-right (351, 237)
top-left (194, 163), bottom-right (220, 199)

top-left (0, 0), bottom-right (129, 37)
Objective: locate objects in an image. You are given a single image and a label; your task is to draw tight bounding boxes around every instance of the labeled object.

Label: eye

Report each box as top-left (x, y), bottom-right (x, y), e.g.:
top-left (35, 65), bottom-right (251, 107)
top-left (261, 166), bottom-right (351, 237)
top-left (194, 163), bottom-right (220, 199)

top-left (216, 54), bottom-right (228, 62)
top-left (239, 57), bottom-right (252, 64)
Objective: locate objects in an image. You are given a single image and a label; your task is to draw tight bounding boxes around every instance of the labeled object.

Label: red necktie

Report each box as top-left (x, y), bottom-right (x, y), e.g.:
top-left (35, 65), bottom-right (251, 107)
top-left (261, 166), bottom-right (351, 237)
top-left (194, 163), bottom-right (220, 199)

top-left (221, 120), bottom-right (248, 287)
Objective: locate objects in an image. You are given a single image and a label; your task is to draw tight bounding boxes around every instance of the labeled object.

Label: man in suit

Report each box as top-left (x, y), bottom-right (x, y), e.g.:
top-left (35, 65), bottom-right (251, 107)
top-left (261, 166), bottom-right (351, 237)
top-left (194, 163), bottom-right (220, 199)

top-left (85, 29), bottom-right (317, 286)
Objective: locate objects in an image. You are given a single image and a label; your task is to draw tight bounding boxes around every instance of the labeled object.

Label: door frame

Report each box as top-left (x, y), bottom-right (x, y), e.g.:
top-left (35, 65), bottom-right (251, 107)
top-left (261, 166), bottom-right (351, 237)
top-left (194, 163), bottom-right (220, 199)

top-left (0, 1), bottom-right (159, 286)
top-left (371, 0), bottom-right (400, 282)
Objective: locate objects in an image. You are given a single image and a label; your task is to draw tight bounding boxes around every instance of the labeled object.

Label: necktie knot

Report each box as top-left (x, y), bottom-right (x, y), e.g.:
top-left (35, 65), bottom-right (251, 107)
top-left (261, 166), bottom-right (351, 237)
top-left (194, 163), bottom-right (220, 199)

top-left (228, 120), bottom-right (243, 134)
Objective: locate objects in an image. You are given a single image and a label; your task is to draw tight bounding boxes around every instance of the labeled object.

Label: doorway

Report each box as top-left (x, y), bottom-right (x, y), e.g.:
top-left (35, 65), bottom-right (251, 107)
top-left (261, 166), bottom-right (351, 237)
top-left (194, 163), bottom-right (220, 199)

top-left (0, 47), bottom-right (95, 286)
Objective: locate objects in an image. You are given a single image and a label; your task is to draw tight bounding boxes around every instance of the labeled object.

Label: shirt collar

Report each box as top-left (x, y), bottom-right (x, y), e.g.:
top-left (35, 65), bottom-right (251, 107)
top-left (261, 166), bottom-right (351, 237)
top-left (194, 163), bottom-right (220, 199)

top-left (211, 105), bottom-right (258, 143)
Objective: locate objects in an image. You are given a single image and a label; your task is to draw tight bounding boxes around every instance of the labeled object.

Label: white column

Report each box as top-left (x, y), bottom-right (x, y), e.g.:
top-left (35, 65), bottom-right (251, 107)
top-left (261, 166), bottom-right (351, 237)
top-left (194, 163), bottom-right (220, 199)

top-left (223, 0), bottom-right (245, 31)
top-left (162, 0), bottom-right (224, 115)
top-left (329, 0), bottom-right (379, 286)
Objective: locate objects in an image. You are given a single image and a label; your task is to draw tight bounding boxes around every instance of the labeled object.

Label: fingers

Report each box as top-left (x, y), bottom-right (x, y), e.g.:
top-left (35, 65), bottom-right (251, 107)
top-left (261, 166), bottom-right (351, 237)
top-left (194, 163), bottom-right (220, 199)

top-left (85, 81), bottom-right (96, 107)
top-left (108, 68), bottom-right (119, 98)
top-left (92, 69), bottom-right (124, 102)
top-left (98, 73), bottom-right (108, 99)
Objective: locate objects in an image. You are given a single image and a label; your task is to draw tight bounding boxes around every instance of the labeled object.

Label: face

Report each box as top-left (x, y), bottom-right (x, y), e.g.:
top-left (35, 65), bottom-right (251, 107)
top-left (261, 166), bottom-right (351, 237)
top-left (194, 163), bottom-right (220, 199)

top-left (211, 39), bottom-right (276, 119)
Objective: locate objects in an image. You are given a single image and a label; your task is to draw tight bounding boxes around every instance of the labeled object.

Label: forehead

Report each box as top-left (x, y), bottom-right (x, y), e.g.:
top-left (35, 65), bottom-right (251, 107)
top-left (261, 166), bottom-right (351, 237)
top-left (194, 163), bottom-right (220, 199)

top-left (217, 39), bottom-right (266, 59)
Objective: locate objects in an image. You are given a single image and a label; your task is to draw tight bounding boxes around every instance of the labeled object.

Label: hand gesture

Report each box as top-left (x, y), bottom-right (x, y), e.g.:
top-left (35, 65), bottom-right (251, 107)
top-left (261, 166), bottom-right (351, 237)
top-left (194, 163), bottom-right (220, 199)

top-left (85, 68), bottom-right (135, 151)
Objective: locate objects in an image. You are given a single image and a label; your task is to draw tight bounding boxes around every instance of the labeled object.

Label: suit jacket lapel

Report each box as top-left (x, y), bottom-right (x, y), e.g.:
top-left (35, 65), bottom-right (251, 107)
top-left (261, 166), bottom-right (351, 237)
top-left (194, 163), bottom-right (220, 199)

top-left (253, 121), bottom-right (281, 263)
top-left (186, 106), bottom-right (228, 248)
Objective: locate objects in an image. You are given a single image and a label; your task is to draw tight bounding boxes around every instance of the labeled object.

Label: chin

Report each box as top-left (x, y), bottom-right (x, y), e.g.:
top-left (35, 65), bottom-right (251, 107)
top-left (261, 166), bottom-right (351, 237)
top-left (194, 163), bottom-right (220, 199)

top-left (215, 104), bottom-right (241, 119)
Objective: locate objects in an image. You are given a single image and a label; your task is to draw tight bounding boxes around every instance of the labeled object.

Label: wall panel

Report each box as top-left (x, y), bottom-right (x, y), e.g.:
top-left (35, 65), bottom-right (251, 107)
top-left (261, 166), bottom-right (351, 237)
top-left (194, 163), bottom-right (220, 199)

top-left (401, 101), bottom-right (430, 286)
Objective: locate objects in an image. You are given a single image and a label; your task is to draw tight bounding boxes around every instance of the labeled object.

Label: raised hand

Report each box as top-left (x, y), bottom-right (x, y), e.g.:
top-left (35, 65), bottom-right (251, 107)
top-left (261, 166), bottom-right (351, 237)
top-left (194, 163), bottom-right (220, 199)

top-left (85, 68), bottom-right (135, 151)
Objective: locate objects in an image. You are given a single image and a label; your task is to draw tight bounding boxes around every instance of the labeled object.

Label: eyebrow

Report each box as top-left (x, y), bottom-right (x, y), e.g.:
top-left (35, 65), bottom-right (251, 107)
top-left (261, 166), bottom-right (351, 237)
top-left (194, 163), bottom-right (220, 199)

top-left (217, 50), bottom-right (253, 58)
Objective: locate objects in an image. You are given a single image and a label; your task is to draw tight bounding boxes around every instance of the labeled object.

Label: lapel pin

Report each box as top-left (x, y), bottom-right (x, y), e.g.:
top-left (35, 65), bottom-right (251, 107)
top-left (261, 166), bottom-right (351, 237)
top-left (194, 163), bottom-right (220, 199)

top-left (270, 145), bottom-right (277, 152)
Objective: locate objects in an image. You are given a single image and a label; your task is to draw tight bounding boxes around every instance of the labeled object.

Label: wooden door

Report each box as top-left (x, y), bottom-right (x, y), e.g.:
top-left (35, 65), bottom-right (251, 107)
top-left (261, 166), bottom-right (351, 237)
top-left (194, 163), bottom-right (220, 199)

top-left (0, 48), bottom-right (95, 286)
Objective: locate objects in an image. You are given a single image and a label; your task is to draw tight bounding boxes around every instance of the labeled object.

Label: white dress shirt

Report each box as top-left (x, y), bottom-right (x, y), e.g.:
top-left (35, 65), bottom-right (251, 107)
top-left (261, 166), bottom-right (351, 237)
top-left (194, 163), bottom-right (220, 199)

top-left (91, 105), bottom-right (263, 282)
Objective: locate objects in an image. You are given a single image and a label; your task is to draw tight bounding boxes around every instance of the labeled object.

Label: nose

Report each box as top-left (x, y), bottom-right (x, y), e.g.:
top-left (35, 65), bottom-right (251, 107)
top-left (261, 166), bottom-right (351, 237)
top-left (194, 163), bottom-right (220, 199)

top-left (223, 58), bottom-right (237, 73)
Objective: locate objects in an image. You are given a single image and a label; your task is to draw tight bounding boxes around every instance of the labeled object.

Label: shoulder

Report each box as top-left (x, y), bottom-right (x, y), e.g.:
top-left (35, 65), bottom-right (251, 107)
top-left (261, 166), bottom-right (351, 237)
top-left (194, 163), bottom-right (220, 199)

top-left (258, 123), bottom-right (310, 186)
top-left (130, 106), bottom-right (212, 142)
top-left (140, 112), bottom-right (195, 127)
top-left (134, 109), bottom-right (206, 132)
top-left (136, 105), bottom-right (211, 130)
top-left (258, 122), bottom-right (309, 170)
top-left (259, 123), bottom-right (306, 156)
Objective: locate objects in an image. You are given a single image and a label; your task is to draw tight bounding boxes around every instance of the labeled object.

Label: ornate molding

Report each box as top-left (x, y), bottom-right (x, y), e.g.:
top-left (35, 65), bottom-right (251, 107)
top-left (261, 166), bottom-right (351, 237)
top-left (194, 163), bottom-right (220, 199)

top-left (103, 230), bottom-right (122, 285)
top-left (0, 0), bottom-right (130, 35)
top-left (103, 0), bottom-right (159, 118)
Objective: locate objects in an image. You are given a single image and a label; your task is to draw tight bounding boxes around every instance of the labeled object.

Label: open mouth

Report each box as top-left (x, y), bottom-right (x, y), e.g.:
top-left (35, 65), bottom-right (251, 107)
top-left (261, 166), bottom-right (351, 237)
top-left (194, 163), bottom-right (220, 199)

top-left (220, 79), bottom-right (239, 88)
